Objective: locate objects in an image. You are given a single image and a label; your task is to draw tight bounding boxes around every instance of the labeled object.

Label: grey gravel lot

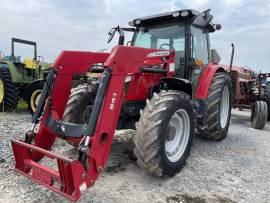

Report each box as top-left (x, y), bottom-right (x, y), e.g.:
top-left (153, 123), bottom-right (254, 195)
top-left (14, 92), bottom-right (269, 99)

top-left (0, 109), bottom-right (269, 203)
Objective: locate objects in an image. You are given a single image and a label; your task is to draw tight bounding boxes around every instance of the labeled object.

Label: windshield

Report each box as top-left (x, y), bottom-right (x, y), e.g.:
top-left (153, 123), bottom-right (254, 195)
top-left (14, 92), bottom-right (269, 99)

top-left (133, 23), bottom-right (185, 51)
top-left (133, 23), bottom-right (186, 77)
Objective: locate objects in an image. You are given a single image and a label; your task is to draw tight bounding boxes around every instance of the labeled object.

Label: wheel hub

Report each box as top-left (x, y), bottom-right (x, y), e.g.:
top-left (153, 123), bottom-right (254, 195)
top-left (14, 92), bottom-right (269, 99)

top-left (167, 124), bottom-right (176, 141)
top-left (30, 90), bottom-right (42, 112)
top-left (0, 79), bottom-right (4, 103)
top-left (165, 109), bottom-right (190, 162)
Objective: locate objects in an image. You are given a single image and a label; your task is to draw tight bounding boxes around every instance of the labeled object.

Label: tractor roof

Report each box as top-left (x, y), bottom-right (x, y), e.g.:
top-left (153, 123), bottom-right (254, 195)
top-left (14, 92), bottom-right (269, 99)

top-left (130, 9), bottom-right (220, 32)
top-left (139, 9), bottom-right (200, 22)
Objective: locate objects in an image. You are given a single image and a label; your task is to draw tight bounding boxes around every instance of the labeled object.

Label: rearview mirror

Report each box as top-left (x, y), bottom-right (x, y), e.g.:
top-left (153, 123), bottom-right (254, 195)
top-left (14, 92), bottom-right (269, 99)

top-left (107, 28), bottom-right (117, 44)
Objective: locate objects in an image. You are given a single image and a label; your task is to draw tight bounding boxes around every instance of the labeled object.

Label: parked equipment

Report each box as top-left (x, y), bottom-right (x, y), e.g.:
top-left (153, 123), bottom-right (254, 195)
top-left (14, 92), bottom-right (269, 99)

top-left (228, 64), bottom-right (269, 128)
top-left (11, 9), bottom-right (233, 201)
top-left (253, 72), bottom-right (270, 123)
top-left (0, 38), bottom-right (50, 113)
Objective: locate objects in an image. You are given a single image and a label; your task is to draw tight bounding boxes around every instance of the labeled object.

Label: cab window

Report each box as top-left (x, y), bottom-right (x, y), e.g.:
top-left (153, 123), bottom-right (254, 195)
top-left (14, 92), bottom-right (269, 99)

top-left (191, 26), bottom-right (209, 64)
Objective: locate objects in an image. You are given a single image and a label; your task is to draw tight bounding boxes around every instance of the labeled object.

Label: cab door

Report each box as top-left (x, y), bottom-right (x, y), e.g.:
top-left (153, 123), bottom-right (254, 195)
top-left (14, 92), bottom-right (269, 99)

top-left (189, 26), bottom-right (210, 91)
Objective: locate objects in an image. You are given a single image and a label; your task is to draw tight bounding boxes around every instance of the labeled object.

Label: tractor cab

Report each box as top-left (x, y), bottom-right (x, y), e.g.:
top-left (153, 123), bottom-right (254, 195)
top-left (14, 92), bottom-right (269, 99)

top-left (108, 9), bottom-right (221, 80)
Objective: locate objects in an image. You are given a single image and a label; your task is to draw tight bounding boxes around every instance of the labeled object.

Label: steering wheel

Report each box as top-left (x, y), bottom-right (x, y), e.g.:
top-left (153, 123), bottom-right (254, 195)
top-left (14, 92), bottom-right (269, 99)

top-left (159, 43), bottom-right (171, 49)
top-left (16, 56), bottom-right (21, 63)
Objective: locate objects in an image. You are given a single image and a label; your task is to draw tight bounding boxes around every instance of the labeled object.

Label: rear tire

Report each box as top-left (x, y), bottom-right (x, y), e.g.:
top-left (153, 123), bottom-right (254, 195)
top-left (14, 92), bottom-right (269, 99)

top-left (251, 101), bottom-right (268, 129)
top-left (134, 90), bottom-right (195, 177)
top-left (198, 72), bottom-right (232, 140)
top-left (0, 68), bottom-right (20, 111)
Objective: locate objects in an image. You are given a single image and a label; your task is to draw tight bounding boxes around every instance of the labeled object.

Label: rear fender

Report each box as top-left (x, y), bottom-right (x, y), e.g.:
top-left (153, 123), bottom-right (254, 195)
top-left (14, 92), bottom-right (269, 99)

top-left (1, 61), bottom-right (30, 83)
top-left (161, 77), bottom-right (192, 96)
top-left (194, 63), bottom-right (225, 100)
top-left (0, 62), bottom-right (16, 80)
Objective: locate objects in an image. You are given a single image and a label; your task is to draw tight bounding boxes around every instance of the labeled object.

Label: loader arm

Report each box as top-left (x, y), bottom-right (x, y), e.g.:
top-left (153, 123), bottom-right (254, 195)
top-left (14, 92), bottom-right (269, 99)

top-left (11, 70), bottom-right (126, 200)
top-left (10, 51), bottom-right (127, 201)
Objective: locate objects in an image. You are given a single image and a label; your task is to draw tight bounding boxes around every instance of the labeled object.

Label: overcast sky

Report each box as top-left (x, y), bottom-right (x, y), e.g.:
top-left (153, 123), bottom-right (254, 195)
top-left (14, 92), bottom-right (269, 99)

top-left (0, 0), bottom-right (269, 72)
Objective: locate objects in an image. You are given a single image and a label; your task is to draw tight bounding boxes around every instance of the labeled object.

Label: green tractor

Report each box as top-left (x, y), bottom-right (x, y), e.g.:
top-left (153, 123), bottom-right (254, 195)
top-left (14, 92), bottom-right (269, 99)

top-left (0, 38), bottom-right (51, 113)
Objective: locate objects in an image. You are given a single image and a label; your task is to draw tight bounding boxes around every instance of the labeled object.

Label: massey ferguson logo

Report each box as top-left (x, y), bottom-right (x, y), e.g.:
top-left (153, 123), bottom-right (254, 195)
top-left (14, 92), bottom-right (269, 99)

top-left (109, 93), bottom-right (117, 111)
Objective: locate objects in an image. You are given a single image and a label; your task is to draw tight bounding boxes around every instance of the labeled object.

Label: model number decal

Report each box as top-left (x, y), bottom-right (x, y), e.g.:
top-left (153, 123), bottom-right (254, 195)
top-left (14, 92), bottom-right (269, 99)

top-left (109, 93), bottom-right (117, 111)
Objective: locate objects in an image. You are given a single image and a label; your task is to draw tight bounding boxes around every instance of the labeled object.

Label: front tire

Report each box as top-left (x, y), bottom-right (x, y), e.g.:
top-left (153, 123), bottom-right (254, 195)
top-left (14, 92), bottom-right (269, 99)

top-left (251, 101), bottom-right (268, 129)
top-left (134, 90), bottom-right (195, 177)
top-left (63, 84), bottom-right (95, 124)
top-left (198, 72), bottom-right (232, 140)
top-left (0, 68), bottom-right (20, 111)
top-left (63, 84), bottom-right (96, 146)
top-left (26, 81), bottom-right (44, 114)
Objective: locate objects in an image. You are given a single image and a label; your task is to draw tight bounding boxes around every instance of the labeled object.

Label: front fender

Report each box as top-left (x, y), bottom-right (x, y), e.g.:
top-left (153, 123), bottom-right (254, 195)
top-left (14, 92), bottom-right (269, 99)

top-left (194, 63), bottom-right (225, 100)
top-left (161, 77), bottom-right (192, 96)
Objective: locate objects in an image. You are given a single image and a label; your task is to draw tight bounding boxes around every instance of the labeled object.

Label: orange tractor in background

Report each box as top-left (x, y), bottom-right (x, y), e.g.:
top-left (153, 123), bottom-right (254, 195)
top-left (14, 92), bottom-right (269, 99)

top-left (230, 68), bottom-right (269, 128)
top-left (223, 46), bottom-right (269, 129)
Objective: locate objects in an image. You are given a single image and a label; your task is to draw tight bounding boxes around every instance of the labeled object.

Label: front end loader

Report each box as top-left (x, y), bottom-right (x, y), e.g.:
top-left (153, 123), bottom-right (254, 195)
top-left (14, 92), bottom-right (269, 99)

top-left (11, 9), bottom-right (233, 201)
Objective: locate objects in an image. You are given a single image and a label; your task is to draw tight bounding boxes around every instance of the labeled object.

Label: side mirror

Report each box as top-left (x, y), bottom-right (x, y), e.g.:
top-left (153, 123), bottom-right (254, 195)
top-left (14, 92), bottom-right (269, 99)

top-left (214, 24), bottom-right (222, 31)
top-left (210, 49), bottom-right (221, 64)
top-left (107, 28), bottom-right (117, 44)
top-left (193, 12), bottom-right (213, 27)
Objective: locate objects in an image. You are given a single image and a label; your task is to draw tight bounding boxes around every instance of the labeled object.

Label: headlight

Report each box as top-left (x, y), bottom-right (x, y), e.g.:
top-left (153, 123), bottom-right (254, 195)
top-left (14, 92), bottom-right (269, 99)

top-left (172, 12), bottom-right (180, 17)
top-left (181, 11), bottom-right (189, 17)
top-left (135, 19), bottom-right (142, 25)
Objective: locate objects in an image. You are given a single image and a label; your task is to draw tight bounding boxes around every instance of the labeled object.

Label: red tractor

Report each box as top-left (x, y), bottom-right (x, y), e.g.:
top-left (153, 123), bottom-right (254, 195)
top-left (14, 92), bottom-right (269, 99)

top-left (11, 9), bottom-right (232, 201)
top-left (224, 54), bottom-right (269, 129)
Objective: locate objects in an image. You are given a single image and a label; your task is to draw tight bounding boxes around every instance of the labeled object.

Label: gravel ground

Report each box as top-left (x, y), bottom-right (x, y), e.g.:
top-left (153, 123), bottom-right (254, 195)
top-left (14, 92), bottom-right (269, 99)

top-left (0, 109), bottom-right (270, 203)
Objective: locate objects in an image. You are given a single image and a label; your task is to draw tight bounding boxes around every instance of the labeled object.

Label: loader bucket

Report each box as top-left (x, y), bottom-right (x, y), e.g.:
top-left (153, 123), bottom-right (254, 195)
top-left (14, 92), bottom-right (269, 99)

top-left (11, 139), bottom-right (90, 201)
